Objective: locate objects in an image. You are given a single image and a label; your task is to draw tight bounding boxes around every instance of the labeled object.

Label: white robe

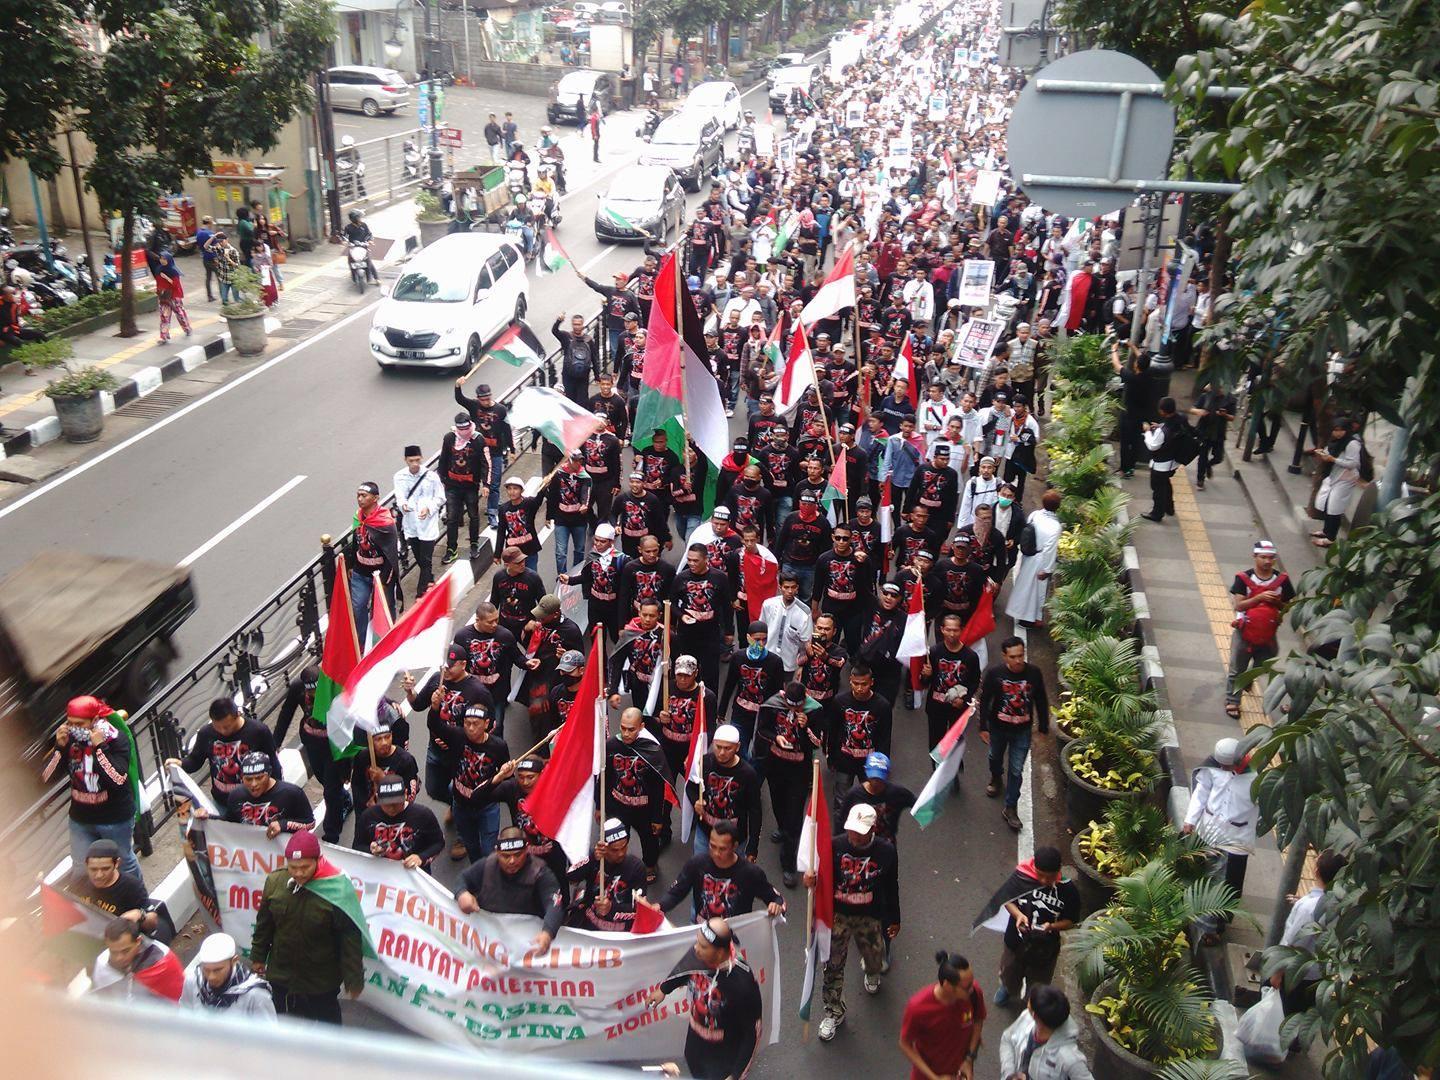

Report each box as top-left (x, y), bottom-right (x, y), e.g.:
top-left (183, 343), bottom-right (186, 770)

top-left (1005, 509), bottom-right (1062, 623)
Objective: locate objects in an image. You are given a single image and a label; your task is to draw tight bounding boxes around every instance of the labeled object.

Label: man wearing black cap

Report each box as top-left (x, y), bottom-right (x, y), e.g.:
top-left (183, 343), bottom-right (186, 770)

top-left (647, 918), bottom-right (765, 1079)
top-left (497, 476), bottom-right (547, 572)
top-left (549, 648), bottom-right (587, 717)
top-left (221, 753), bottom-right (315, 839)
top-left (456, 826), bottom-right (565, 953)
top-left (756, 425), bottom-right (799, 533)
top-left (850, 496), bottom-right (882, 568)
top-left (756, 682), bottom-right (823, 887)
top-left (724, 463), bottom-right (773, 545)
top-left (613, 471), bottom-right (670, 557)
top-left (490, 546), bottom-right (546, 646)
top-left (439, 414), bottom-right (486, 564)
top-left (746, 396), bottom-right (783, 450)
top-left (454, 602), bottom-right (526, 720)
top-left (814, 524), bottom-right (875, 651)
top-left (395, 444), bottom-right (443, 596)
top-left (454, 380), bottom-right (513, 528)
top-left (672, 543), bottom-right (735, 691)
top-left (602, 706), bottom-right (671, 880)
top-left (354, 773), bottom-right (444, 870)
top-left (349, 709), bottom-right (419, 814)
top-left (568, 819), bottom-right (650, 930)
top-left (348, 480), bottom-right (400, 641)
top-left (430, 698), bottom-right (509, 862)
top-left (907, 443), bottom-right (961, 539)
top-left (717, 438), bottom-right (752, 508)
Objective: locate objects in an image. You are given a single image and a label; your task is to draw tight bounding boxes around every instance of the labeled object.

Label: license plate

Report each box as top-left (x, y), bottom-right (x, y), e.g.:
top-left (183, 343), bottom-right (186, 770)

top-left (397, 349), bottom-right (425, 359)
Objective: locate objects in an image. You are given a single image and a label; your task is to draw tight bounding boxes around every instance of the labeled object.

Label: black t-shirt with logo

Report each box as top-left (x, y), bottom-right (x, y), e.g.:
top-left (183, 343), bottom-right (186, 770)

top-left (223, 779), bottom-right (315, 832)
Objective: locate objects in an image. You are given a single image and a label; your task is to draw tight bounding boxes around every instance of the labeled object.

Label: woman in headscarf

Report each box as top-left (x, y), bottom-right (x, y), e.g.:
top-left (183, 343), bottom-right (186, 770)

top-left (1310, 417), bottom-right (1366, 547)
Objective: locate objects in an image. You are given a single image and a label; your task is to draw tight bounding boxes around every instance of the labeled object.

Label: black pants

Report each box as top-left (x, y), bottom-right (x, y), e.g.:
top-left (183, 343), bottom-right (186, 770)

top-left (1004, 459), bottom-right (1030, 503)
top-left (1119, 411), bottom-right (1144, 473)
top-left (1322, 511), bottom-right (1344, 541)
top-left (1148, 467), bottom-right (1175, 517)
top-left (1195, 437), bottom-right (1224, 485)
top-left (302, 735), bottom-right (351, 843)
top-left (444, 484), bottom-right (480, 550)
top-left (563, 375), bottom-right (589, 408)
top-left (678, 629), bottom-right (721, 691)
top-left (615, 805), bottom-right (660, 868)
top-left (831, 606), bottom-right (868, 654)
top-left (203, 260), bottom-right (218, 301)
top-left (407, 536), bottom-right (437, 597)
top-left (271, 983), bottom-right (343, 1024)
top-left (765, 760), bottom-right (811, 873)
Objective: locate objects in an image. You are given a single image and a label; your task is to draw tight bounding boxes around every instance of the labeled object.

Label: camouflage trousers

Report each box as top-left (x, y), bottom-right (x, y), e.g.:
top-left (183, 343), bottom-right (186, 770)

top-left (822, 912), bottom-right (885, 1019)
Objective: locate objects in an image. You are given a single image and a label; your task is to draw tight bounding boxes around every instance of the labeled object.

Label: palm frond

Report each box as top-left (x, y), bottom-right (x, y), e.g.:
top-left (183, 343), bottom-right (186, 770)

top-left (1159, 1059), bottom-right (1251, 1080)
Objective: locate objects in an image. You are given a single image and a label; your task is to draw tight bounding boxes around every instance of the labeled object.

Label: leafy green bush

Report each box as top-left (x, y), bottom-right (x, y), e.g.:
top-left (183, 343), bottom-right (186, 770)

top-left (221, 266), bottom-right (264, 318)
top-left (44, 364), bottom-right (121, 399)
top-left (31, 290), bottom-right (123, 333)
top-left (8, 337), bottom-right (74, 371)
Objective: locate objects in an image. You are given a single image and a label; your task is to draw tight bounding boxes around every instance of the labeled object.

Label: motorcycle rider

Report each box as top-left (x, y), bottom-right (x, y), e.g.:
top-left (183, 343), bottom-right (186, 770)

top-left (506, 141), bottom-right (532, 195)
top-left (506, 195), bottom-right (538, 259)
top-left (738, 111), bottom-right (756, 159)
top-left (532, 167), bottom-right (559, 226)
top-left (537, 126), bottom-right (567, 194)
top-left (342, 210), bottom-right (379, 284)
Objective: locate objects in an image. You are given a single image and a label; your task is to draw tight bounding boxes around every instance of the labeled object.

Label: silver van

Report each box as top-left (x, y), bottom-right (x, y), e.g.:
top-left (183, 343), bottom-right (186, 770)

top-left (326, 66), bottom-right (411, 117)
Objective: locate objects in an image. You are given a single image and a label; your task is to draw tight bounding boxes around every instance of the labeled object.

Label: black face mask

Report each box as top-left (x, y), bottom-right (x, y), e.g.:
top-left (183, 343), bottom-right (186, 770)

top-left (744, 479), bottom-right (760, 490)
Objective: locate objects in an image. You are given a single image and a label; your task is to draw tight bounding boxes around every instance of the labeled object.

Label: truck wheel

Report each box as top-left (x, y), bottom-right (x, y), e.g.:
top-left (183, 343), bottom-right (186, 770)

top-left (124, 640), bottom-right (171, 707)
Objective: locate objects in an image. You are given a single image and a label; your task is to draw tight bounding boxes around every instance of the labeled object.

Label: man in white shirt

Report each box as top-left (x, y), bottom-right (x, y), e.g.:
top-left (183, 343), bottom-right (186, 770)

top-left (902, 268), bottom-right (936, 335)
top-left (1271, 848), bottom-right (1344, 1014)
top-left (1184, 736), bottom-right (1258, 942)
top-left (760, 573), bottom-right (813, 677)
top-left (394, 444), bottom-right (444, 598)
top-left (918, 382), bottom-right (958, 456)
top-left (722, 285), bottom-right (763, 326)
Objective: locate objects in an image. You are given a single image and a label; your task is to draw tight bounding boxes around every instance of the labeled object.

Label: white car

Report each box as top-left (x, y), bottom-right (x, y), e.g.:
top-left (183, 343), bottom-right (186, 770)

top-left (370, 234), bottom-right (529, 370)
top-left (684, 80), bottom-right (742, 131)
top-left (572, 1), bottom-right (599, 14)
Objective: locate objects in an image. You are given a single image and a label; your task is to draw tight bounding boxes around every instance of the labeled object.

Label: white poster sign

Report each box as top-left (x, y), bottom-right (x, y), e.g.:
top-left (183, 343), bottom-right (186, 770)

top-left (957, 260), bottom-right (995, 307)
top-left (205, 821), bottom-right (782, 1059)
top-left (971, 169), bottom-right (1002, 208)
top-left (954, 317), bottom-right (1005, 368)
top-left (927, 91), bottom-right (949, 122)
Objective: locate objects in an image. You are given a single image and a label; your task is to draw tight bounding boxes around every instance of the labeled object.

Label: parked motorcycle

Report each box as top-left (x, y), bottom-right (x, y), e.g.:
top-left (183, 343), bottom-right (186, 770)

top-left (403, 139), bottom-right (421, 181)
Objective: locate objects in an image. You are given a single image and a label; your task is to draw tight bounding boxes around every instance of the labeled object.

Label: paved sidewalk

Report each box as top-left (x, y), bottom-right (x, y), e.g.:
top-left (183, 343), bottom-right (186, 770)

top-left (1121, 369), bottom-right (1323, 1076)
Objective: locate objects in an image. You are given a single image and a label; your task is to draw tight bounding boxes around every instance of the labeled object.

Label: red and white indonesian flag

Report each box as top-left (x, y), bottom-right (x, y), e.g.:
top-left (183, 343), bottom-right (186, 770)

top-left (800, 244), bottom-right (857, 327)
top-left (367, 570), bottom-right (394, 652)
top-left (742, 543), bottom-right (780, 623)
top-left (796, 766), bottom-right (833, 1022)
top-left (897, 579), bottom-right (928, 696)
top-left (508, 385), bottom-right (606, 457)
top-left (327, 563), bottom-right (474, 751)
top-left (879, 478), bottom-right (895, 543)
top-left (679, 686), bottom-right (711, 843)
top-left (775, 322), bottom-right (817, 418)
top-left (892, 335), bottom-right (919, 409)
top-left (523, 634), bottom-right (606, 865)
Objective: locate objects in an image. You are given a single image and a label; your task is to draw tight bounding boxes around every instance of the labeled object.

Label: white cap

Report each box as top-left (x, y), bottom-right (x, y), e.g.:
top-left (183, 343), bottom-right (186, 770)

top-left (1213, 737), bottom-right (1241, 765)
top-left (504, 476), bottom-right (525, 488)
top-left (594, 523), bottom-right (616, 540)
top-left (713, 723), bottom-right (741, 746)
top-left (843, 803), bottom-right (877, 834)
top-left (197, 933), bottom-right (238, 964)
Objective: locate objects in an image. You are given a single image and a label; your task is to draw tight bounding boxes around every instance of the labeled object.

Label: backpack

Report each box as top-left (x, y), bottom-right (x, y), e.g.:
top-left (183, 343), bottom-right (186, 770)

top-left (1019, 521), bottom-right (1039, 557)
top-left (1358, 444), bottom-right (1375, 484)
top-left (1168, 417), bottom-right (1201, 466)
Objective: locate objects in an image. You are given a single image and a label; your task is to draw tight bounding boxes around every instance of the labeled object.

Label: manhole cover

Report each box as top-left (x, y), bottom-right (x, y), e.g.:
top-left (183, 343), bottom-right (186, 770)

top-left (119, 389), bottom-right (190, 419)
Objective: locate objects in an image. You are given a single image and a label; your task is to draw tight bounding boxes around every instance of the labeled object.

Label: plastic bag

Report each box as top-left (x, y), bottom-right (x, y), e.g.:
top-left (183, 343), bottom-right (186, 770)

top-left (1236, 985), bottom-right (1287, 1065)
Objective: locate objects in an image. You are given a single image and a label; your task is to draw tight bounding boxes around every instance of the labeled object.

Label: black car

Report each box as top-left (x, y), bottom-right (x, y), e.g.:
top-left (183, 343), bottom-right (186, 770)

top-left (594, 164), bottom-right (687, 243)
top-left (637, 113), bottom-right (723, 192)
top-left (548, 69), bottom-right (614, 124)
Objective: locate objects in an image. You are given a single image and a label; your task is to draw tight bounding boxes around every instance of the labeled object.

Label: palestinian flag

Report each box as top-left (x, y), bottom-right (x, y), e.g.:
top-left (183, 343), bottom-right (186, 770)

top-left (678, 686), bottom-right (710, 843)
top-left (911, 705), bottom-right (973, 828)
top-left (316, 557), bottom-right (362, 759)
top-left (742, 543), bottom-right (780, 624)
top-left (633, 252), bottom-right (726, 514)
top-left (601, 207), bottom-right (650, 238)
top-left (487, 322), bottom-right (546, 368)
top-left (307, 854), bottom-right (377, 956)
top-left (523, 633), bottom-right (605, 865)
top-left (796, 765), bottom-right (833, 1024)
top-left (508, 385), bottom-right (605, 456)
top-left (763, 318), bottom-right (784, 372)
top-left (773, 210), bottom-right (800, 254)
top-left (961, 587), bottom-right (996, 647)
top-left (367, 571), bottom-right (393, 653)
top-left (822, 453), bottom-right (847, 525)
top-left (541, 227), bottom-right (572, 274)
top-left (89, 937), bottom-right (186, 1001)
top-left (41, 883), bottom-right (114, 966)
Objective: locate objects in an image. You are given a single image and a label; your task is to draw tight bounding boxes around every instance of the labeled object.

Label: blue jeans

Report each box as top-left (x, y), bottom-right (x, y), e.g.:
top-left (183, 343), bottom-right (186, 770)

top-left (745, 396), bottom-right (759, 421)
top-left (219, 280), bottom-right (236, 305)
top-left (675, 513), bottom-right (702, 544)
top-left (453, 799), bottom-right (500, 863)
top-left (606, 327), bottom-right (623, 371)
top-left (987, 721), bottom-right (1033, 810)
top-left (486, 454), bottom-right (506, 525)
top-left (349, 569), bottom-right (372, 644)
top-left (554, 523), bottom-right (588, 576)
top-left (70, 818), bottom-right (143, 884)
top-left (781, 561), bottom-right (816, 603)
top-left (770, 495), bottom-right (794, 537)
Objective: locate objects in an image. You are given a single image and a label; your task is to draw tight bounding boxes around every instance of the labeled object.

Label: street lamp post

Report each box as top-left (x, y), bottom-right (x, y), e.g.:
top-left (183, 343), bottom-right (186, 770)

top-left (389, 0), bottom-right (445, 188)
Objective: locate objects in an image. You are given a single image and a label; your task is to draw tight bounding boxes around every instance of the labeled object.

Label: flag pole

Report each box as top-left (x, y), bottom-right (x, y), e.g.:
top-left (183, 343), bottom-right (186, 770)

top-left (802, 755), bottom-right (819, 1042)
top-left (661, 601), bottom-right (672, 712)
top-left (597, 625), bottom-right (608, 899)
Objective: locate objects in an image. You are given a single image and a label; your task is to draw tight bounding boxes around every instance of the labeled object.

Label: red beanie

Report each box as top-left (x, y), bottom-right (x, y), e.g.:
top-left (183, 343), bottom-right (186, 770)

top-left (284, 831), bottom-right (321, 860)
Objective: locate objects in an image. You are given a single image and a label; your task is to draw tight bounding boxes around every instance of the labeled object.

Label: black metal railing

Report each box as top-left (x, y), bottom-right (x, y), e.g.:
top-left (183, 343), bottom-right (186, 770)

top-left (0, 314), bottom-right (598, 881)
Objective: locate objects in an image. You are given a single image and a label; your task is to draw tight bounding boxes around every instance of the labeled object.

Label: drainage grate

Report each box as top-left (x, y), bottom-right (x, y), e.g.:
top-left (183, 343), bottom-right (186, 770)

top-left (119, 389), bottom-right (190, 419)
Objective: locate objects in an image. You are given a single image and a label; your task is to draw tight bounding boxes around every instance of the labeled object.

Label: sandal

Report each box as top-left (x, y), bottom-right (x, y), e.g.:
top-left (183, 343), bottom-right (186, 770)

top-left (1224, 703), bottom-right (1241, 718)
top-left (1312, 538), bottom-right (1333, 548)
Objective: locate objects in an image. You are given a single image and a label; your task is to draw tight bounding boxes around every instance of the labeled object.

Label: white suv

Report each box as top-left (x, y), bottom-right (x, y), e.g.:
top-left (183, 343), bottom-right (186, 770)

top-left (326, 66), bottom-right (410, 117)
top-left (370, 234), bottom-right (530, 370)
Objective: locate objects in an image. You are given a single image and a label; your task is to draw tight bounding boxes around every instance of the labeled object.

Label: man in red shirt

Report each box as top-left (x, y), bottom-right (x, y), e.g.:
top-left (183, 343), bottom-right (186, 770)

top-left (899, 950), bottom-right (986, 1080)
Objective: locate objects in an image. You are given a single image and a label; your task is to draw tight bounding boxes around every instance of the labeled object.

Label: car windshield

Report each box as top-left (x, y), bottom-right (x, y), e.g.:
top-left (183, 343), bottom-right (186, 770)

top-left (391, 268), bottom-right (468, 303)
top-left (652, 121), bottom-right (700, 147)
top-left (774, 71), bottom-right (808, 86)
top-left (557, 72), bottom-right (597, 95)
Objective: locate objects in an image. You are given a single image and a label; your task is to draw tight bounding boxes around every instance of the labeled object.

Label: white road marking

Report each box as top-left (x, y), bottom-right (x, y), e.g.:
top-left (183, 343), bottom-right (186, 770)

top-left (0, 303), bottom-right (380, 523)
top-left (177, 474), bottom-right (308, 568)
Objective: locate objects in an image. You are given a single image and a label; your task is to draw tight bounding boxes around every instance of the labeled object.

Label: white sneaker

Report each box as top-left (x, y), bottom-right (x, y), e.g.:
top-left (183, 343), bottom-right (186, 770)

top-left (817, 1014), bottom-right (842, 1041)
top-left (863, 973), bottom-right (882, 995)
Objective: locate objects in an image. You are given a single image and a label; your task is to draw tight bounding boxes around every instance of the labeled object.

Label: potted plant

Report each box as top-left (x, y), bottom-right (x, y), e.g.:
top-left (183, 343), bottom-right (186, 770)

top-left (1069, 860), bottom-right (1239, 1078)
top-left (416, 188), bottom-right (451, 248)
top-left (8, 336), bottom-right (75, 377)
top-left (1061, 705), bottom-right (1162, 832)
top-left (1055, 636), bottom-right (1155, 746)
top-left (1072, 801), bottom-right (1210, 914)
top-left (44, 362), bottom-right (121, 443)
top-left (221, 266), bottom-right (269, 356)
top-left (1049, 574), bottom-right (1135, 646)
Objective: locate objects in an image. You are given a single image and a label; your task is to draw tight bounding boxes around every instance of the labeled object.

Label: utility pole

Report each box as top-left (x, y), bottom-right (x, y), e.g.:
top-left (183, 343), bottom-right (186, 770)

top-left (423, 0), bottom-right (444, 187)
top-left (314, 71), bottom-right (343, 240)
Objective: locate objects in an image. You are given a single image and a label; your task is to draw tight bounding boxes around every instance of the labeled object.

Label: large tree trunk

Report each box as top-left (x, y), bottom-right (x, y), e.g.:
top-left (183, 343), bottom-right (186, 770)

top-left (118, 208), bottom-right (138, 338)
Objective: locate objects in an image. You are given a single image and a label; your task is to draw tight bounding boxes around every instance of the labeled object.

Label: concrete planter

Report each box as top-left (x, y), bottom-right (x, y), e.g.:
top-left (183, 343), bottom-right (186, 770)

top-left (1061, 737), bottom-right (1152, 833)
top-left (51, 390), bottom-right (105, 443)
top-left (1086, 978), bottom-right (1220, 1080)
top-left (418, 218), bottom-right (450, 248)
top-left (1069, 830), bottom-right (1119, 915)
top-left (225, 310), bottom-right (269, 356)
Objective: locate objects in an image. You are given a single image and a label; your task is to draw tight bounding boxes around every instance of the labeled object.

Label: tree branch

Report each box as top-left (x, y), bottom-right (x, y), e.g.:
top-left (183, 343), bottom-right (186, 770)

top-left (1368, 690), bottom-right (1440, 769)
